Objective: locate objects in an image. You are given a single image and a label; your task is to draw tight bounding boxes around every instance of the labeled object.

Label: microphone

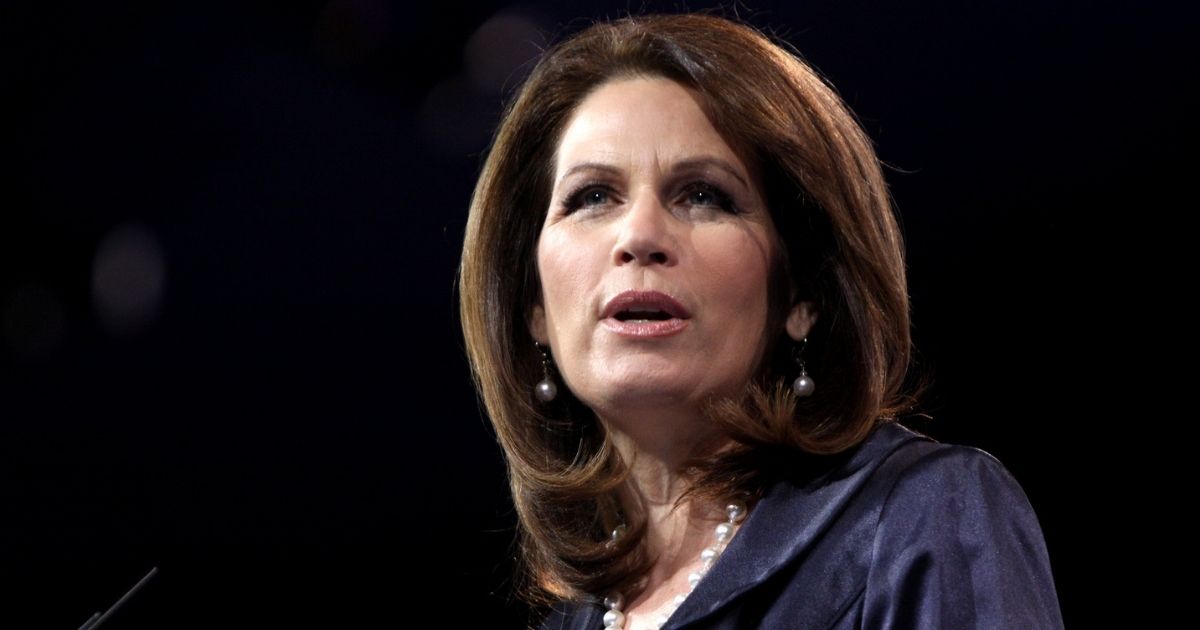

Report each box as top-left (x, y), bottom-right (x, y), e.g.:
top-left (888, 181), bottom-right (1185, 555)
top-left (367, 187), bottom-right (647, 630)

top-left (76, 566), bottom-right (158, 630)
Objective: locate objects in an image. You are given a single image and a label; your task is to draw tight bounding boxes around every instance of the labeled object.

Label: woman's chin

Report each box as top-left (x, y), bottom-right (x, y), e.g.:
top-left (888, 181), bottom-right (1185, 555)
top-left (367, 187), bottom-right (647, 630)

top-left (580, 376), bottom-right (699, 413)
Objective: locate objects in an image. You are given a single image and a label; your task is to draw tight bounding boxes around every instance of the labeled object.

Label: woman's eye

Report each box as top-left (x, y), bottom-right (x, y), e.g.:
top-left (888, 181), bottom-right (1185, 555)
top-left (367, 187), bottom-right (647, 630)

top-left (560, 182), bottom-right (738, 215)
top-left (561, 185), bottom-right (612, 213)
top-left (582, 189), bottom-right (608, 205)
top-left (687, 188), bottom-right (715, 206)
top-left (683, 182), bottom-right (738, 213)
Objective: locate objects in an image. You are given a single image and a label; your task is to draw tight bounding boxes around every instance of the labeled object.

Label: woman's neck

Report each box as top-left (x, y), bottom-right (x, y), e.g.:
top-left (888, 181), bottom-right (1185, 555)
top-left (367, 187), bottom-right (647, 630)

top-left (606, 419), bottom-right (730, 578)
top-left (600, 411), bottom-right (744, 629)
top-left (610, 441), bottom-right (732, 630)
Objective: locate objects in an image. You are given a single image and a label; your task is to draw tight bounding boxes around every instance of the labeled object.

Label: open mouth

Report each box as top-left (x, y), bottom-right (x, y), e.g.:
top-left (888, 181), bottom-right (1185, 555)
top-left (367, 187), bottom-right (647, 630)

top-left (613, 309), bottom-right (673, 322)
top-left (600, 293), bottom-right (690, 337)
top-left (601, 290), bottom-right (691, 325)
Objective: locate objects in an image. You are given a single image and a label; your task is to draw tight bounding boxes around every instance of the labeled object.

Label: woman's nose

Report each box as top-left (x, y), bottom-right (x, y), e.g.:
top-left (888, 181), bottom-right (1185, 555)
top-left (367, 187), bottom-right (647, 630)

top-left (612, 190), bottom-right (675, 266)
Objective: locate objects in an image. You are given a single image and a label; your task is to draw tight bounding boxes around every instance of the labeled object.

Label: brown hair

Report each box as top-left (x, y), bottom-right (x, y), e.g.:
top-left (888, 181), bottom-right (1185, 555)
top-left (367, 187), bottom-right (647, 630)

top-left (457, 11), bottom-right (929, 615)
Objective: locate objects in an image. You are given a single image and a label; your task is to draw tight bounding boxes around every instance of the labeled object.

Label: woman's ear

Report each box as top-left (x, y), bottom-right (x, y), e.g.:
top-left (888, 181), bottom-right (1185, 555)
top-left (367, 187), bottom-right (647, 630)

top-left (528, 302), bottom-right (549, 345)
top-left (786, 300), bottom-right (818, 341)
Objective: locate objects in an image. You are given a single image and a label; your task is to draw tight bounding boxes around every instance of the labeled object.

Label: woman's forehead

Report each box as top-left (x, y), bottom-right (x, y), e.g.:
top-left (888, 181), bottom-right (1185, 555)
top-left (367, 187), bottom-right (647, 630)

top-left (552, 76), bottom-right (752, 182)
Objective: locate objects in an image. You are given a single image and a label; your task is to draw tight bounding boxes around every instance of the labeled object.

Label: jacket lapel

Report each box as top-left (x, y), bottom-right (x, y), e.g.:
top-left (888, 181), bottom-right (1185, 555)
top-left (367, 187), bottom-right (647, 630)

top-left (665, 422), bottom-right (929, 629)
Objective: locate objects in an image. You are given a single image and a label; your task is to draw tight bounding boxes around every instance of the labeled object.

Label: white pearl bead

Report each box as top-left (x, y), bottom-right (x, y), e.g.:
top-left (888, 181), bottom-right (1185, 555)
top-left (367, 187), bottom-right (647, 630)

top-left (726, 501), bottom-right (746, 522)
top-left (688, 570), bottom-right (705, 588)
top-left (603, 609), bottom-right (625, 627)
top-left (792, 375), bottom-right (815, 397)
top-left (714, 522), bottom-right (732, 542)
top-left (604, 593), bottom-right (624, 609)
top-left (673, 593), bottom-right (688, 606)
top-left (535, 379), bottom-right (557, 401)
top-left (701, 547), bottom-right (718, 564)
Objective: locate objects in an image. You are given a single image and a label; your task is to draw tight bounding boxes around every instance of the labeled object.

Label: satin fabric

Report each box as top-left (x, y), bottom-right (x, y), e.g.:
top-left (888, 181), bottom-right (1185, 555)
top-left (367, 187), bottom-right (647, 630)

top-left (536, 421), bottom-right (1065, 629)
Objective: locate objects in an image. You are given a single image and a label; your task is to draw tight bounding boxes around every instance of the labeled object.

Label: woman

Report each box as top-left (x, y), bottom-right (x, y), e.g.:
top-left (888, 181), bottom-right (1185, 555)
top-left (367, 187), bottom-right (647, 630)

top-left (459, 12), bottom-right (1064, 630)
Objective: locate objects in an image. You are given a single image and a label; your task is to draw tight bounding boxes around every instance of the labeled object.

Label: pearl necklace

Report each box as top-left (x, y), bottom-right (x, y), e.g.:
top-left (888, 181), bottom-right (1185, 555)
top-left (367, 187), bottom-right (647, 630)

top-left (601, 500), bottom-right (748, 629)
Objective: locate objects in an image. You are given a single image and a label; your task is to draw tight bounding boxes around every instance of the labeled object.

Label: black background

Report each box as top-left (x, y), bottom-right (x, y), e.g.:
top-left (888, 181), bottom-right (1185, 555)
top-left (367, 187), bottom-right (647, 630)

top-left (3, 1), bottom-right (1189, 627)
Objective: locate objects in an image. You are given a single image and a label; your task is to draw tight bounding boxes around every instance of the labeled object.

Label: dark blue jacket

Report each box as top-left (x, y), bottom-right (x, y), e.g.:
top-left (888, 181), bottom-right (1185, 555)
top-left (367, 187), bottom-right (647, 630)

top-left (537, 421), bottom-right (1065, 629)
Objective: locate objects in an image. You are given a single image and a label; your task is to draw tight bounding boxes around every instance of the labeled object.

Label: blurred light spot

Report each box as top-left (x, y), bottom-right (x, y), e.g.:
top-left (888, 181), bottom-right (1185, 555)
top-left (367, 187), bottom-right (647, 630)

top-left (418, 75), bottom-right (497, 156)
top-left (1, 285), bottom-right (66, 359)
top-left (91, 223), bottom-right (166, 336)
top-left (314, 0), bottom-right (392, 66)
top-left (464, 12), bottom-right (545, 94)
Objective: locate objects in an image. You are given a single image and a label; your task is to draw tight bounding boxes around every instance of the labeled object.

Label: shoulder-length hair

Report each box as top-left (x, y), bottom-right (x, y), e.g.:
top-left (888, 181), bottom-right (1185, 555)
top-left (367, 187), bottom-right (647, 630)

top-left (458, 11), bottom-right (929, 613)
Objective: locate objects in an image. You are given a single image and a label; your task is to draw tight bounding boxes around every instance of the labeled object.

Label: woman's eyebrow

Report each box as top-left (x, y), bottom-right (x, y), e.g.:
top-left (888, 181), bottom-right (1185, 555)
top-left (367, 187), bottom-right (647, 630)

top-left (557, 157), bottom-right (749, 190)
top-left (557, 162), bottom-right (623, 186)
top-left (673, 157), bottom-right (749, 191)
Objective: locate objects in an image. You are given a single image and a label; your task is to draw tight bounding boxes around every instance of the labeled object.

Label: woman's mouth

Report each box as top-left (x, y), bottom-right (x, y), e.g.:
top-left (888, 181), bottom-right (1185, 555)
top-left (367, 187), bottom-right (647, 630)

top-left (601, 291), bottom-right (691, 338)
top-left (613, 307), bottom-right (673, 321)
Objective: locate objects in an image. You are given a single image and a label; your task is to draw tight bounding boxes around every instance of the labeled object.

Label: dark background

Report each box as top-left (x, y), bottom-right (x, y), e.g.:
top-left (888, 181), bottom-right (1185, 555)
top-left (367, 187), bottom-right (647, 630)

top-left (3, 1), bottom-right (1188, 627)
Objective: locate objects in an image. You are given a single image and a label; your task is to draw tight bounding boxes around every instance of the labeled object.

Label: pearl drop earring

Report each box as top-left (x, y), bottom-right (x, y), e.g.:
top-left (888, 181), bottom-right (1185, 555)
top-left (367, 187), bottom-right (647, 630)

top-left (534, 341), bottom-right (558, 402)
top-left (792, 337), bottom-right (815, 397)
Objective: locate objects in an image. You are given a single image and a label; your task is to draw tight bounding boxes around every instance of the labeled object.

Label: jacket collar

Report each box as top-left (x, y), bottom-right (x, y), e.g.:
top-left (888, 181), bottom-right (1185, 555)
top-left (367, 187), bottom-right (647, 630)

top-left (668, 421), bottom-right (927, 627)
top-left (563, 422), bottom-right (928, 629)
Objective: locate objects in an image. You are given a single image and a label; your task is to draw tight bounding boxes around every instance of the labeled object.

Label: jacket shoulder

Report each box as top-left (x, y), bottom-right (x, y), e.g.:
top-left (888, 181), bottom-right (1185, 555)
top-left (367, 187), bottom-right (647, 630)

top-left (863, 438), bottom-right (1066, 629)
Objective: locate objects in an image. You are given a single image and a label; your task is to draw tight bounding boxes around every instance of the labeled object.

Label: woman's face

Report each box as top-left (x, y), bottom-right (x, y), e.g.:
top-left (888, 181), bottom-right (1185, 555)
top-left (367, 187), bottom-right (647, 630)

top-left (529, 76), bottom-right (815, 424)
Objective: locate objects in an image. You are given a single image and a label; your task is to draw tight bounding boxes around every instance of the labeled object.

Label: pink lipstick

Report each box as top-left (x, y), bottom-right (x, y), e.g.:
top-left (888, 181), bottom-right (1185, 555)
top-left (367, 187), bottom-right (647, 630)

top-left (600, 290), bottom-right (691, 338)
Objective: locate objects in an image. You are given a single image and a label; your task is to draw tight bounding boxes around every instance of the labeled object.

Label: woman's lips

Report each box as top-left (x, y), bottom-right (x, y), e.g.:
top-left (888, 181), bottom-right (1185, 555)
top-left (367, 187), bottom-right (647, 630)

top-left (600, 290), bottom-right (691, 338)
top-left (600, 317), bottom-right (689, 337)
top-left (601, 290), bottom-right (691, 319)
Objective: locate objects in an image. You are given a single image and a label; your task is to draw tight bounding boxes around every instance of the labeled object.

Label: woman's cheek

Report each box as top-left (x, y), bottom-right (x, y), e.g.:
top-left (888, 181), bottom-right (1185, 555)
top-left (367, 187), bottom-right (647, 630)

top-left (538, 229), bottom-right (601, 327)
top-left (696, 235), bottom-right (772, 300)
